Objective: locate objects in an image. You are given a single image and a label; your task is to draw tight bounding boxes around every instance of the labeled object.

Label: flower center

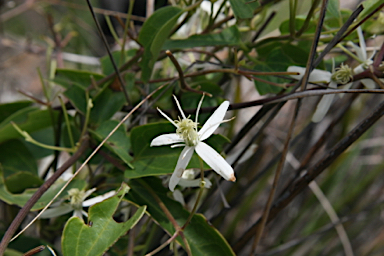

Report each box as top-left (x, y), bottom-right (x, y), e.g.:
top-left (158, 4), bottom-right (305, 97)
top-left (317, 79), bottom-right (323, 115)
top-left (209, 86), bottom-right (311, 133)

top-left (331, 63), bottom-right (353, 84)
top-left (68, 188), bottom-right (85, 210)
top-left (175, 118), bottom-right (199, 146)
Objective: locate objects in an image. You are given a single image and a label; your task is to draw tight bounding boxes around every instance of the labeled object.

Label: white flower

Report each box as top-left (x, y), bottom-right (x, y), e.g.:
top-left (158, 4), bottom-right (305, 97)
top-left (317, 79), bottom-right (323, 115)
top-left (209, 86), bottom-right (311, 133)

top-left (288, 66), bottom-right (338, 123)
top-left (151, 95), bottom-right (236, 191)
top-left (178, 169), bottom-right (212, 188)
top-left (39, 188), bottom-right (116, 220)
top-left (347, 26), bottom-right (376, 89)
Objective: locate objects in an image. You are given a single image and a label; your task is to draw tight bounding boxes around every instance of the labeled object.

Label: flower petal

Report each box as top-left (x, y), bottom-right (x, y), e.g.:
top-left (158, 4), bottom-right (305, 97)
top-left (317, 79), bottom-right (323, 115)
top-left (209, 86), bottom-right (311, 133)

top-left (169, 146), bottom-right (194, 191)
top-left (198, 101), bottom-right (229, 141)
top-left (195, 142), bottom-right (235, 181)
top-left (82, 188), bottom-right (97, 201)
top-left (151, 133), bottom-right (183, 146)
top-left (173, 95), bottom-right (187, 119)
top-left (348, 42), bottom-right (365, 62)
top-left (312, 82), bottom-right (337, 123)
top-left (73, 210), bottom-right (85, 219)
top-left (157, 108), bottom-right (177, 127)
top-left (361, 78), bottom-right (376, 89)
top-left (357, 26), bottom-right (367, 60)
top-left (82, 191), bottom-right (116, 207)
top-left (178, 178), bottom-right (212, 188)
top-left (287, 66), bottom-right (331, 83)
top-left (39, 204), bottom-right (73, 219)
top-left (353, 64), bottom-right (365, 75)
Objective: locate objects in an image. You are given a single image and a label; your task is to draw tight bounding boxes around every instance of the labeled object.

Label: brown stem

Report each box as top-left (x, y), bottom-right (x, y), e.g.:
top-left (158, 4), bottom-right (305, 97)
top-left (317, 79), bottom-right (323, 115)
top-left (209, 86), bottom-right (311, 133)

top-left (166, 50), bottom-right (212, 97)
top-left (85, 0), bottom-right (130, 105)
top-left (234, 98), bottom-right (384, 252)
top-left (249, 99), bottom-right (300, 254)
top-left (0, 137), bottom-right (89, 254)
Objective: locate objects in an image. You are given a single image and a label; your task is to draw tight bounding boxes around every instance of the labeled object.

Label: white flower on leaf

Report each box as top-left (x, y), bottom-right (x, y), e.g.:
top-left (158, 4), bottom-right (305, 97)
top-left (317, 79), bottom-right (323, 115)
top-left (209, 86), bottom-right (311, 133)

top-left (151, 95), bottom-right (236, 191)
top-left (39, 188), bottom-right (116, 220)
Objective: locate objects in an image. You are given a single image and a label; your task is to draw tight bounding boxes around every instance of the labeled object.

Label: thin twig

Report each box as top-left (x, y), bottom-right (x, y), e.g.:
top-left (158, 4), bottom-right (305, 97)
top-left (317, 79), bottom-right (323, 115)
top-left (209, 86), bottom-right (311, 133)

top-left (85, 0), bottom-right (131, 105)
top-left (166, 50), bottom-right (212, 97)
top-left (139, 180), bottom-right (192, 256)
top-left (0, 138), bottom-right (89, 254)
top-left (249, 99), bottom-right (300, 255)
top-left (300, 0), bottom-right (329, 90)
top-left (233, 98), bottom-right (384, 252)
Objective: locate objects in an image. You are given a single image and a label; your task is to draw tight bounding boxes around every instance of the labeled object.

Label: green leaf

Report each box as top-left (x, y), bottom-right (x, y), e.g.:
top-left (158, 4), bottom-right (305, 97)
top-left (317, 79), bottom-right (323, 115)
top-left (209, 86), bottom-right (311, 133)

top-left (228, 0), bottom-right (259, 19)
top-left (63, 85), bottom-right (87, 114)
top-left (89, 89), bottom-right (126, 125)
top-left (126, 122), bottom-right (229, 179)
top-left (326, 0), bottom-right (341, 19)
top-left (0, 107), bottom-right (59, 144)
top-left (359, 0), bottom-right (384, 22)
top-left (91, 120), bottom-right (133, 169)
top-left (0, 165), bottom-right (86, 210)
top-left (138, 6), bottom-right (183, 82)
top-left (127, 177), bottom-right (236, 255)
top-left (0, 139), bottom-right (38, 178)
top-left (2, 233), bottom-right (55, 256)
top-left (5, 172), bottom-right (43, 194)
top-left (24, 126), bottom-right (56, 159)
top-left (254, 43), bottom-right (308, 95)
top-left (279, 17), bottom-right (316, 35)
top-left (54, 69), bottom-right (104, 90)
top-left (62, 184), bottom-right (146, 256)
top-left (163, 26), bottom-right (241, 50)
top-left (101, 49), bottom-right (137, 76)
top-left (0, 101), bottom-right (32, 123)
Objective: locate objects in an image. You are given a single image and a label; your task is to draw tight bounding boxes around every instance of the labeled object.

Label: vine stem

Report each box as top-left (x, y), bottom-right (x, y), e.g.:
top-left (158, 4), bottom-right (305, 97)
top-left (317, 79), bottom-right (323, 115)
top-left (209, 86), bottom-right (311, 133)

top-left (139, 180), bottom-right (192, 256)
top-left (0, 82), bottom-right (168, 254)
top-left (234, 98), bottom-right (384, 253)
top-left (249, 99), bottom-right (300, 255)
top-left (85, 0), bottom-right (131, 105)
top-left (0, 137), bottom-right (89, 255)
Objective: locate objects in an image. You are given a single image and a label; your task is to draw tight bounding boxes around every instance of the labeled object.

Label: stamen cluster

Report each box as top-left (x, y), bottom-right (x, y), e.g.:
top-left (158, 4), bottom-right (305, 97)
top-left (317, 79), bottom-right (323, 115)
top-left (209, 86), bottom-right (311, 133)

top-left (331, 63), bottom-right (353, 84)
top-left (68, 188), bottom-right (85, 210)
top-left (175, 118), bottom-right (199, 146)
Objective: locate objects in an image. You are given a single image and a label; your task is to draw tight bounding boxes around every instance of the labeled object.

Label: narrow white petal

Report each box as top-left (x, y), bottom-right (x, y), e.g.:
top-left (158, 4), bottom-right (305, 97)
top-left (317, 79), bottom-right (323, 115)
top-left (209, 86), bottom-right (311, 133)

top-left (151, 134), bottom-right (183, 146)
top-left (312, 82), bottom-right (337, 123)
top-left (353, 64), bottom-right (365, 75)
top-left (82, 191), bottom-right (116, 207)
top-left (72, 210), bottom-right (84, 220)
top-left (361, 79), bottom-right (376, 89)
top-left (39, 204), bottom-right (73, 219)
top-left (308, 69), bottom-right (332, 83)
top-left (195, 94), bottom-right (205, 123)
top-left (339, 82), bottom-right (353, 98)
top-left (198, 101), bottom-right (229, 141)
top-left (342, 82), bottom-right (353, 90)
top-left (172, 189), bottom-right (185, 205)
top-left (195, 142), bottom-right (235, 181)
top-left (178, 178), bottom-right (212, 188)
top-left (349, 42), bottom-right (365, 62)
top-left (81, 210), bottom-right (88, 218)
top-left (83, 188), bottom-right (97, 201)
top-left (287, 66), bottom-right (305, 80)
top-left (169, 146), bottom-right (194, 191)
top-left (287, 66), bottom-right (331, 83)
top-left (357, 26), bottom-right (367, 60)
top-left (157, 108), bottom-right (177, 127)
top-left (173, 95), bottom-right (187, 119)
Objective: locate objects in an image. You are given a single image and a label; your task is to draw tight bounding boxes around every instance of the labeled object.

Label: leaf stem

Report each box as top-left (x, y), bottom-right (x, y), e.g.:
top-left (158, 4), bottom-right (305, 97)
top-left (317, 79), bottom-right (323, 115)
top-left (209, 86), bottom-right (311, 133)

top-left (11, 122), bottom-right (75, 153)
